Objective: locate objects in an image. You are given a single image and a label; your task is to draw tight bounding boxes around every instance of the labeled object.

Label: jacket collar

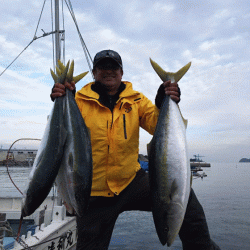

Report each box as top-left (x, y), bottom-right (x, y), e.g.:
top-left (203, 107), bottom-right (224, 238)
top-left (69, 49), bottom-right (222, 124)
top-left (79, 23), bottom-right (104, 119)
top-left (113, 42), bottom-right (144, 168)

top-left (77, 81), bottom-right (140, 100)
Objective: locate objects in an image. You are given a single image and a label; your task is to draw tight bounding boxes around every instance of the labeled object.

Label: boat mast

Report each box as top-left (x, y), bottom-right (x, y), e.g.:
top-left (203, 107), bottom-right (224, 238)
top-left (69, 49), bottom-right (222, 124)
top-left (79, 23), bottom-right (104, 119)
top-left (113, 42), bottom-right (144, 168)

top-left (55, 0), bottom-right (61, 66)
top-left (55, 0), bottom-right (62, 206)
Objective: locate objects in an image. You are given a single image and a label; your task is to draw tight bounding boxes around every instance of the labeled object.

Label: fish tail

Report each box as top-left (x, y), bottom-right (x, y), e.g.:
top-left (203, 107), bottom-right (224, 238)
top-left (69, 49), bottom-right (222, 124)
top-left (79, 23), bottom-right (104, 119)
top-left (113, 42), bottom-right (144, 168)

top-left (56, 65), bottom-right (62, 76)
top-left (73, 71), bottom-right (89, 83)
top-left (173, 62), bottom-right (191, 82)
top-left (58, 59), bottom-right (66, 71)
top-left (150, 58), bottom-right (191, 83)
top-left (50, 68), bottom-right (58, 83)
top-left (66, 60), bottom-right (74, 83)
top-left (57, 60), bottom-right (70, 84)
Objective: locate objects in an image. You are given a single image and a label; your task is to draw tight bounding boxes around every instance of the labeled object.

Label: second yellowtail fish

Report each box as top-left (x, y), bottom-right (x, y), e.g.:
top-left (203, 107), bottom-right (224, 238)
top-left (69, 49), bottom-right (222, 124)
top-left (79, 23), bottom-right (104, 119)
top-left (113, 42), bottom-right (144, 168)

top-left (148, 58), bottom-right (191, 246)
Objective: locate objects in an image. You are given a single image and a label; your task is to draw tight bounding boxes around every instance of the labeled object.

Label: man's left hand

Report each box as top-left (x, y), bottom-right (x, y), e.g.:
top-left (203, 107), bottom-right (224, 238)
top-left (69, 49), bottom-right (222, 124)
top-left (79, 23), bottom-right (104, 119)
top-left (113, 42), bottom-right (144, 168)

top-left (163, 80), bottom-right (180, 103)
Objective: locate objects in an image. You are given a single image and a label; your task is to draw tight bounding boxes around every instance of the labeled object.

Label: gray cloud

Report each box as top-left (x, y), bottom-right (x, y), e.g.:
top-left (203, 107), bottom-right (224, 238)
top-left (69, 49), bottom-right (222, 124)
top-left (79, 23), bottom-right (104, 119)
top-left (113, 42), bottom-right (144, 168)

top-left (0, 0), bottom-right (249, 163)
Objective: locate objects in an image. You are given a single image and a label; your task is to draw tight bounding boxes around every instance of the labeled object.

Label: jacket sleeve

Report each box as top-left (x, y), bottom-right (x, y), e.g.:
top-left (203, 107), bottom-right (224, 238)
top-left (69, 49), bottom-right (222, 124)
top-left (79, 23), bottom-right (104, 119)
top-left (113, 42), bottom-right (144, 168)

top-left (138, 93), bottom-right (160, 135)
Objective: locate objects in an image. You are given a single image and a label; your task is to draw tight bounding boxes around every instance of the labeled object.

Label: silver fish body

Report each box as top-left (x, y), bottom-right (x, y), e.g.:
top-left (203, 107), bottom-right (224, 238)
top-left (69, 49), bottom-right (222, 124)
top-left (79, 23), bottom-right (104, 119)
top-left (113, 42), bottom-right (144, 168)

top-left (148, 59), bottom-right (191, 246)
top-left (22, 97), bottom-right (67, 217)
top-left (148, 95), bottom-right (190, 246)
top-left (56, 89), bottom-right (92, 217)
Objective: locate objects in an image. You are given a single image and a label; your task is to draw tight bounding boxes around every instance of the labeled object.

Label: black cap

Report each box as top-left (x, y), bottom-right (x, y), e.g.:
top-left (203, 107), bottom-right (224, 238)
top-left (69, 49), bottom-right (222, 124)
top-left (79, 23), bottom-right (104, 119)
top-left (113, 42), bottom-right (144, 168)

top-left (93, 50), bottom-right (122, 68)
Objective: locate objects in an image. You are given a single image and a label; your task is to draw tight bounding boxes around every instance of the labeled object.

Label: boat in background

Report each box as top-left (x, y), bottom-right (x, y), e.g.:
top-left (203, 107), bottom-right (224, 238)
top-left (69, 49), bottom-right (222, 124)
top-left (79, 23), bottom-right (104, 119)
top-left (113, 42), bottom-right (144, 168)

top-left (0, 138), bottom-right (77, 250)
top-left (1, 196), bottom-right (77, 250)
top-left (190, 154), bottom-right (211, 168)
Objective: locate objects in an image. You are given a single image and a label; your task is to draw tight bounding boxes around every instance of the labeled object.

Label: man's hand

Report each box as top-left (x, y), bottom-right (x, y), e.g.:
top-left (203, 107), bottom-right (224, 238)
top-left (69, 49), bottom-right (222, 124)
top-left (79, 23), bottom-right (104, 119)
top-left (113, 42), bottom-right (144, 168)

top-left (50, 81), bottom-right (76, 101)
top-left (155, 81), bottom-right (181, 109)
top-left (163, 80), bottom-right (180, 103)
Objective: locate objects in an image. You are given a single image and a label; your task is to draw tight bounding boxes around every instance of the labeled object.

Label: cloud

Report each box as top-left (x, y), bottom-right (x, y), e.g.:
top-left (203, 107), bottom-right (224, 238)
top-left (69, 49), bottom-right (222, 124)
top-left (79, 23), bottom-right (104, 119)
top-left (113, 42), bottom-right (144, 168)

top-left (0, 0), bottom-right (249, 163)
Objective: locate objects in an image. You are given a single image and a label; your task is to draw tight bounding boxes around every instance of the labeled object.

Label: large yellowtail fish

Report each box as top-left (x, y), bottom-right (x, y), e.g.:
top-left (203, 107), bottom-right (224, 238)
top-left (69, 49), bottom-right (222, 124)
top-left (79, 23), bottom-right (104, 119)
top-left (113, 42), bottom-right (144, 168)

top-left (21, 60), bottom-right (90, 217)
top-left (55, 60), bottom-right (92, 217)
top-left (21, 63), bottom-right (70, 218)
top-left (148, 58), bottom-right (191, 246)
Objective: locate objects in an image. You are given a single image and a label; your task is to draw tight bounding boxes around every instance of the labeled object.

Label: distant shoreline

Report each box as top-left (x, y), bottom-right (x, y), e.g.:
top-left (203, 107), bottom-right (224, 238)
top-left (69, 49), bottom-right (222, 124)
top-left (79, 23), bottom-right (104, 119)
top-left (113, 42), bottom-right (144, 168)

top-left (239, 158), bottom-right (250, 163)
top-left (0, 160), bottom-right (32, 167)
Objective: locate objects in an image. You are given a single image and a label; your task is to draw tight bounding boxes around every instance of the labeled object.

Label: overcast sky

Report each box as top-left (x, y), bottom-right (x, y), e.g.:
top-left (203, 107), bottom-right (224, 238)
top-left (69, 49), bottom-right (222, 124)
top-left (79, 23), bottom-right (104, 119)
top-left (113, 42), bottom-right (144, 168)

top-left (0, 0), bottom-right (249, 163)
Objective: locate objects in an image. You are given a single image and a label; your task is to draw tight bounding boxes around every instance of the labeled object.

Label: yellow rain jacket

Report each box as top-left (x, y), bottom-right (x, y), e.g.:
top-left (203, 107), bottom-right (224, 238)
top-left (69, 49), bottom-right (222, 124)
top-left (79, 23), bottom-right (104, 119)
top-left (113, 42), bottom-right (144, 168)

top-left (75, 81), bottom-right (159, 197)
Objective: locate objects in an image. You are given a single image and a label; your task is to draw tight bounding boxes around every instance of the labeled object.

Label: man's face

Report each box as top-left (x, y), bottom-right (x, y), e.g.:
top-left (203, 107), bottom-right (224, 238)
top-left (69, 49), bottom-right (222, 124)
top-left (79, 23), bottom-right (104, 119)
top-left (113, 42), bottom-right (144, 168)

top-left (93, 58), bottom-right (123, 90)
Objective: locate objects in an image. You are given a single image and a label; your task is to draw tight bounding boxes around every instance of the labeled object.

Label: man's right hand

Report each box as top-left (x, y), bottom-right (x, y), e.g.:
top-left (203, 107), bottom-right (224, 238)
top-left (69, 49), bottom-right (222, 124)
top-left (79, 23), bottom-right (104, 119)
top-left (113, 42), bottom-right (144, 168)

top-left (50, 81), bottom-right (76, 101)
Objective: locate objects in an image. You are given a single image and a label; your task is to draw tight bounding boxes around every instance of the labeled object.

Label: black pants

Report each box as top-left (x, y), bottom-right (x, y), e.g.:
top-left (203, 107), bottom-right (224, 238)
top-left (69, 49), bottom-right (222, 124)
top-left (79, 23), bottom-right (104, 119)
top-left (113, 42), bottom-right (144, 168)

top-left (77, 169), bottom-right (219, 250)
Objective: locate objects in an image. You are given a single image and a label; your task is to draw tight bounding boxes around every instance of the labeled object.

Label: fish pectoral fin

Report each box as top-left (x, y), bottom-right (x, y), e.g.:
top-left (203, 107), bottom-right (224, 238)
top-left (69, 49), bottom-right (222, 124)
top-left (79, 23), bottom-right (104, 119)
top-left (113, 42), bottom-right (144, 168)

top-left (73, 71), bottom-right (89, 83)
top-left (169, 179), bottom-right (179, 201)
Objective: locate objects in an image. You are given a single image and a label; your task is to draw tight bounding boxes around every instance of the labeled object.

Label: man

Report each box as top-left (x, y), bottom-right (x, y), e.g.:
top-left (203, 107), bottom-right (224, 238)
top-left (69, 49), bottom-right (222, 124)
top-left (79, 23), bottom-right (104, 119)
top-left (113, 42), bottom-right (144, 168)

top-left (51, 50), bottom-right (220, 250)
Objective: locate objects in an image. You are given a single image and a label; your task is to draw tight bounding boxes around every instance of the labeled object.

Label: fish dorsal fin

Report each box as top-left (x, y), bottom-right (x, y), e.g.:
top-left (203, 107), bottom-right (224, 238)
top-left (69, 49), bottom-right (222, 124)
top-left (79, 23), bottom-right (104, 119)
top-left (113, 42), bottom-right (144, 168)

top-left (150, 58), bottom-right (191, 83)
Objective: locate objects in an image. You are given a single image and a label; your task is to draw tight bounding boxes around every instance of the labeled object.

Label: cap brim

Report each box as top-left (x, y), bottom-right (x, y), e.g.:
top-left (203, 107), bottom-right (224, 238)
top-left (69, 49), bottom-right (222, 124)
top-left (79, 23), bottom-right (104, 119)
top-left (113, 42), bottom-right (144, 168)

top-left (93, 57), bottom-right (122, 68)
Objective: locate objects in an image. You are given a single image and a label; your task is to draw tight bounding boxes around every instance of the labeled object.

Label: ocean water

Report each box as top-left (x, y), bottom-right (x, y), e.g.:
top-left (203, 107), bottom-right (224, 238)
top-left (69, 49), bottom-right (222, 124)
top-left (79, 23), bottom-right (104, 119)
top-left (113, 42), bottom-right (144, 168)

top-left (0, 166), bottom-right (55, 198)
top-left (1, 163), bottom-right (250, 249)
top-left (109, 163), bottom-right (250, 250)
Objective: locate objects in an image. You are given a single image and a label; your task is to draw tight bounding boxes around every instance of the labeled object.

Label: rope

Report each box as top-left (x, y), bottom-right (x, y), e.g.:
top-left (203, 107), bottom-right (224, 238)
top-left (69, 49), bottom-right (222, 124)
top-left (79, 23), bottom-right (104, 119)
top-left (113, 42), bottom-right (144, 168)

top-left (5, 138), bottom-right (41, 195)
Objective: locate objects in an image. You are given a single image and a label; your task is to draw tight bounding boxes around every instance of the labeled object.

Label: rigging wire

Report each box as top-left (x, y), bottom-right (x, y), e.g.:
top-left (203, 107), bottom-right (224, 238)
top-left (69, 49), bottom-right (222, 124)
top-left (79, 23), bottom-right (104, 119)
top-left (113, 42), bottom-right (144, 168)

top-left (61, 0), bottom-right (66, 64)
top-left (51, 0), bottom-right (56, 70)
top-left (64, 0), bottom-right (94, 79)
top-left (0, 40), bottom-right (34, 77)
top-left (0, 0), bottom-right (93, 80)
top-left (0, 0), bottom-right (48, 77)
top-left (34, 0), bottom-right (48, 38)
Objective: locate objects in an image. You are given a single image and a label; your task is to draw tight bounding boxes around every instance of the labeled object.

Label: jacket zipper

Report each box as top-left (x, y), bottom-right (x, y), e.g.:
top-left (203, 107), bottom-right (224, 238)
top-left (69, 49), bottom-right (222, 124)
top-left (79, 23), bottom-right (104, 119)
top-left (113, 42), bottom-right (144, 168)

top-left (107, 112), bottom-right (114, 153)
top-left (123, 114), bottom-right (127, 139)
top-left (107, 120), bottom-right (109, 153)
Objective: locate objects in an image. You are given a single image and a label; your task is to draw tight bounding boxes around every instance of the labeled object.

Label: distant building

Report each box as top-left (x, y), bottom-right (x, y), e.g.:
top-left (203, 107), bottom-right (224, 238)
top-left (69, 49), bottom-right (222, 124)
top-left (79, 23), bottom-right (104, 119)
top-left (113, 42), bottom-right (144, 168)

top-left (0, 149), bottom-right (38, 166)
